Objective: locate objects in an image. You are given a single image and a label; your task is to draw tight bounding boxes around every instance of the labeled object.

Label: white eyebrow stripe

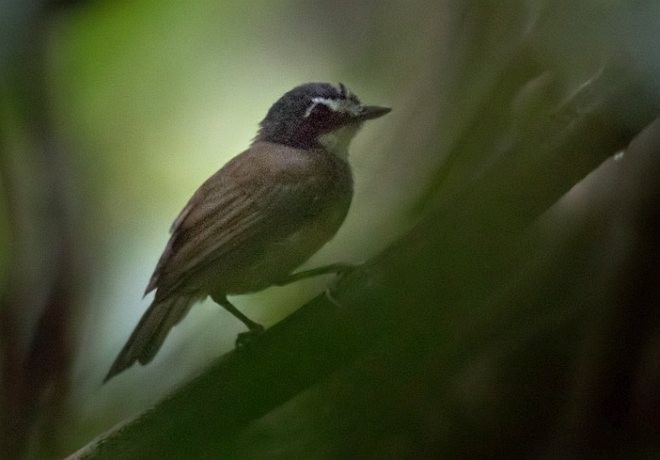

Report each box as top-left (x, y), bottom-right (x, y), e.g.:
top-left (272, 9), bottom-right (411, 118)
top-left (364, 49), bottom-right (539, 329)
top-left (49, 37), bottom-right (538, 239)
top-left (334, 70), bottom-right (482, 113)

top-left (304, 97), bottom-right (341, 118)
top-left (304, 95), bottom-right (363, 118)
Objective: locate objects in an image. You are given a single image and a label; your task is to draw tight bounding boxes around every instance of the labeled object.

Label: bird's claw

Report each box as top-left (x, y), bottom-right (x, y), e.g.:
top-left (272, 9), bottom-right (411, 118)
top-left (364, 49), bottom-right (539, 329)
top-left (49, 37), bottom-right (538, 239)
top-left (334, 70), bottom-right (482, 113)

top-left (334, 263), bottom-right (358, 278)
top-left (235, 324), bottom-right (265, 349)
top-left (328, 262), bottom-right (361, 292)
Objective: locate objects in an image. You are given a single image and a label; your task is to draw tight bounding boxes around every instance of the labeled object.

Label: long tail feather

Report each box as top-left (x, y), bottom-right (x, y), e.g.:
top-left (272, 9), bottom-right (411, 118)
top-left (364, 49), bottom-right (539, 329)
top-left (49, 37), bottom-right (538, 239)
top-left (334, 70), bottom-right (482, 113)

top-left (104, 295), bottom-right (195, 383)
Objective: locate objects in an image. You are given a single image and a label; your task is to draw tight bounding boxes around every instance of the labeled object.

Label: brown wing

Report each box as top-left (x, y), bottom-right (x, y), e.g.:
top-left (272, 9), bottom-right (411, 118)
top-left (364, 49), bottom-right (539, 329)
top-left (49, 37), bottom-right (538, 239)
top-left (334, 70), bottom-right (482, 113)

top-left (145, 142), bottom-right (339, 300)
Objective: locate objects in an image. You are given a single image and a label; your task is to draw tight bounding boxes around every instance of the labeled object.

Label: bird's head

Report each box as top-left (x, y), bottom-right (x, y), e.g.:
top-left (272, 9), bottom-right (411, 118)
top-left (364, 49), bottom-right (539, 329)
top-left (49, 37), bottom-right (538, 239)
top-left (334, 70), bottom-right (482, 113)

top-left (255, 82), bottom-right (390, 157)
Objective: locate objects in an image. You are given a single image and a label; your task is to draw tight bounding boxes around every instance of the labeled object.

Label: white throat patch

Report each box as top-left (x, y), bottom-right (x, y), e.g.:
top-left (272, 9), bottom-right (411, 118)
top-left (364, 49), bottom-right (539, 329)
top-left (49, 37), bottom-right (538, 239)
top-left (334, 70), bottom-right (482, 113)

top-left (317, 124), bottom-right (360, 159)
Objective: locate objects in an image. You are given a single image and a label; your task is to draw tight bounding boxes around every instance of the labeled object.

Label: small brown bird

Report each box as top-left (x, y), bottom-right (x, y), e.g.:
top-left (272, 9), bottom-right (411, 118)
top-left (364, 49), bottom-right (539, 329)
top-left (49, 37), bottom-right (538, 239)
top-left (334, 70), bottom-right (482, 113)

top-left (104, 82), bottom-right (390, 382)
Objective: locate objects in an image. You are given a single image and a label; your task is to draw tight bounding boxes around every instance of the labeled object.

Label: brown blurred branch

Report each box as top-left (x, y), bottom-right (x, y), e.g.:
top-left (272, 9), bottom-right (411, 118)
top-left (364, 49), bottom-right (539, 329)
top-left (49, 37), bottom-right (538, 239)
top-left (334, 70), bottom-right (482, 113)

top-left (65, 61), bottom-right (658, 459)
top-left (1, 2), bottom-right (87, 459)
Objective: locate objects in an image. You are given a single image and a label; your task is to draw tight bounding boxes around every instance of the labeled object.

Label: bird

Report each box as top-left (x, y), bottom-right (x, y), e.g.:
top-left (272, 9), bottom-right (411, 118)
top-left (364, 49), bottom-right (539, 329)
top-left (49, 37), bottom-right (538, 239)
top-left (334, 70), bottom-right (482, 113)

top-left (104, 82), bottom-right (390, 382)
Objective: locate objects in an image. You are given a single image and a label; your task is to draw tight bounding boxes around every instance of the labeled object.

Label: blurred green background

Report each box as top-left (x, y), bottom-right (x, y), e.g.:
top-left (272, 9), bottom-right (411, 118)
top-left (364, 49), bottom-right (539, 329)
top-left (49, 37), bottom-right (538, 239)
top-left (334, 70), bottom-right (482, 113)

top-left (2, 0), bottom-right (660, 458)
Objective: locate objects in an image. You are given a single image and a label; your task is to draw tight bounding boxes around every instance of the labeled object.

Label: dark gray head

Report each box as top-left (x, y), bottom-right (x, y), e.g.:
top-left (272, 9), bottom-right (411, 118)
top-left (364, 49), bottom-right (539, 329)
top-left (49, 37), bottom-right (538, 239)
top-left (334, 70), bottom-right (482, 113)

top-left (255, 82), bottom-right (391, 151)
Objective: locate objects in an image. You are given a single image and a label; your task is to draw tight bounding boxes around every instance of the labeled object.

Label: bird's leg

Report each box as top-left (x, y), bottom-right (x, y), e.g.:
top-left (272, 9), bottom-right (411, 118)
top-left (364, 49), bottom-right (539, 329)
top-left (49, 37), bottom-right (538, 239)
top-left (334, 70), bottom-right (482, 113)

top-left (275, 263), bottom-right (358, 286)
top-left (211, 293), bottom-right (264, 347)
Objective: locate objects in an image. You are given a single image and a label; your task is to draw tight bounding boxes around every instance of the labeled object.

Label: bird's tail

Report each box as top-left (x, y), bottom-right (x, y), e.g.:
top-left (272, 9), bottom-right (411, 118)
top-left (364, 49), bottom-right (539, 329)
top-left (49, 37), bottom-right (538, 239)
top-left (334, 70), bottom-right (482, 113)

top-left (104, 294), bottom-right (196, 383)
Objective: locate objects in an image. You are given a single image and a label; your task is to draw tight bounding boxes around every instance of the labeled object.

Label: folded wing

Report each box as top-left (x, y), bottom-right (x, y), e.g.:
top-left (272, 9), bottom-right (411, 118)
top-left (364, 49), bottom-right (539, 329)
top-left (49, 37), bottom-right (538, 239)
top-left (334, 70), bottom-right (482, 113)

top-left (146, 143), bottom-right (337, 301)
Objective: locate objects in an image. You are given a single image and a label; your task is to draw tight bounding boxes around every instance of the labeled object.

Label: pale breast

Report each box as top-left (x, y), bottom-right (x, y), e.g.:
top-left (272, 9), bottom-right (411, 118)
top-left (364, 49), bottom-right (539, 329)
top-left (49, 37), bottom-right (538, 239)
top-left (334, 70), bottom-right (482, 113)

top-left (226, 197), bottom-right (349, 293)
top-left (210, 148), bottom-right (353, 295)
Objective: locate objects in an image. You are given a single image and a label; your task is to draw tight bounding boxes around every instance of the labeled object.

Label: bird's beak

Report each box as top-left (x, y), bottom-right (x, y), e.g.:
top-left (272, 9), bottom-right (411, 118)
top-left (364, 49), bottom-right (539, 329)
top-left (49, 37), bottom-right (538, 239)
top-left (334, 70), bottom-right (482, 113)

top-left (355, 105), bottom-right (391, 121)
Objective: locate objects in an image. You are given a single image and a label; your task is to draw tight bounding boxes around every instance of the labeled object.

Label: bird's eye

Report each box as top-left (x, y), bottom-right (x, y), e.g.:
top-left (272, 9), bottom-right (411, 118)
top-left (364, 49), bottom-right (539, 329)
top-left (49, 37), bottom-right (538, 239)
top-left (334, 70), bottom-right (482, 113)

top-left (309, 104), bottom-right (330, 116)
top-left (304, 99), bottom-right (335, 118)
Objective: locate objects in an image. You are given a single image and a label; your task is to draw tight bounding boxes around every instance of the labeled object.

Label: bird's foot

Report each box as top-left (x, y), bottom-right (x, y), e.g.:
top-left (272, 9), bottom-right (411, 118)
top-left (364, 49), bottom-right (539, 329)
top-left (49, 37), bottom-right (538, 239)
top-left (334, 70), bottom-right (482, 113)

top-left (324, 262), bottom-right (365, 309)
top-left (235, 324), bottom-right (265, 349)
top-left (324, 286), bottom-right (344, 309)
top-left (327, 262), bottom-right (362, 292)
